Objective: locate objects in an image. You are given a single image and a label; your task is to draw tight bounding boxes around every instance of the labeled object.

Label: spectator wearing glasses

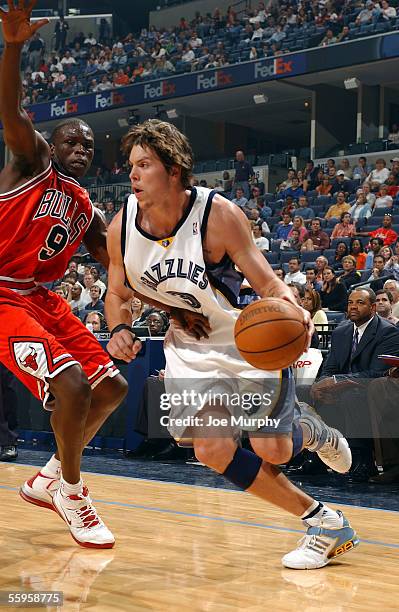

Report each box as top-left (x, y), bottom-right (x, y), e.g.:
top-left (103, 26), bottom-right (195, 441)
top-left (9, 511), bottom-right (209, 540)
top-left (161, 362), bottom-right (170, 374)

top-left (331, 212), bottom-right (356, 239)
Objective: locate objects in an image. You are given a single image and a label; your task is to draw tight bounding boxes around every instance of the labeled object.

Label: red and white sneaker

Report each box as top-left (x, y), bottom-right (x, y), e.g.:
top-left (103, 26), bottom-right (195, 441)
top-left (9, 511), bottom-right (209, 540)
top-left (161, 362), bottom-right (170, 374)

top-left (52, 485), bottom-right (115, 549)
top-left (20, 471), bottom-right (60, 511)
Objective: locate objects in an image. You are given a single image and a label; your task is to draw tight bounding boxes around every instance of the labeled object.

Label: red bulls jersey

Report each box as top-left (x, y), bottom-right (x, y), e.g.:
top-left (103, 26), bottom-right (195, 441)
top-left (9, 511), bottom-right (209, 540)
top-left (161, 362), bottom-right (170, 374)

top-left (0, 162), bottom-right (93, 286)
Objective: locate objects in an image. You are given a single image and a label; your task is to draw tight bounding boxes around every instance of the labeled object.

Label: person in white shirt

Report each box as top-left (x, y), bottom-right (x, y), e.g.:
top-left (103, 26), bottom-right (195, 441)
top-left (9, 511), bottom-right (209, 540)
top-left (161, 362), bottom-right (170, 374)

top-left (252, 223), bottom-right (269, 254)
top-left (60, 51), bottom-right (76, 66)
top-left (284, 256), bottom-right (306, 285)
top-left (381, 0), bottom-right (397, 20)
top-left (366, 158), bottom-right (390, 185)
top-left (362, 183), bottom-right (376, 208)
top-left (374, 185), bottom-right (393, 209)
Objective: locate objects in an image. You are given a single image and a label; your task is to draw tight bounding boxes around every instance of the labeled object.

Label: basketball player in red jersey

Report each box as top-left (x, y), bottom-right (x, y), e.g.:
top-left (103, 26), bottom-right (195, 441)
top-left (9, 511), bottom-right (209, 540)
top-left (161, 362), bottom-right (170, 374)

top-left (0, 1), bottom-right (137, 548)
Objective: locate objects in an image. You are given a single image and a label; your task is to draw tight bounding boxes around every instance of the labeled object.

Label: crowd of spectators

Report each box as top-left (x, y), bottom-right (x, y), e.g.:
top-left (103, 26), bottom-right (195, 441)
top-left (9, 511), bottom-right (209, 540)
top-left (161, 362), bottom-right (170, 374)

top-left (19, 1), bottom-right (399, 105)
top-left (220, 152), bottom-right (399, 317)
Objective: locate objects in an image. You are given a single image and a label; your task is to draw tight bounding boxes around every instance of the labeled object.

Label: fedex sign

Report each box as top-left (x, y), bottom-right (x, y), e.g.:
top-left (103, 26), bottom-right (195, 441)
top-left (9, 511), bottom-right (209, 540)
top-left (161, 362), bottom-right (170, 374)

top-left (50, 99), bottom-right (78, 118)
top-left (196, 70), bottom-right (233, 91)
top-left (254, 58), bottom-right (294, 80)
top-left (143, 80), bottom-right (176, 100)
top-left (95, 91), bottom-right (125, 109)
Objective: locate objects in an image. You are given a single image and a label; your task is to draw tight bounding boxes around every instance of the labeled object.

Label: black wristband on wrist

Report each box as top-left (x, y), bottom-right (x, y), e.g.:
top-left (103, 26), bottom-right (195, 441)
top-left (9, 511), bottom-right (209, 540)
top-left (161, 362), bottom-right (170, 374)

top-left (110, 324), bottom-right (133, 337)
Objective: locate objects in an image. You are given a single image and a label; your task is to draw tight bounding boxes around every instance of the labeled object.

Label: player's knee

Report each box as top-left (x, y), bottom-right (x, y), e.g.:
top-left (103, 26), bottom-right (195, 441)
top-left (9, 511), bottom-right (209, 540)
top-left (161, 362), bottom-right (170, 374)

top-left (50, 365), bottom-right (92, 415)
top-left (194, 439), bottom-right (236, 472)
top-left (250, 437), bottom-right (292, 465)
top-left (107, 374), bottom-right (128, 405)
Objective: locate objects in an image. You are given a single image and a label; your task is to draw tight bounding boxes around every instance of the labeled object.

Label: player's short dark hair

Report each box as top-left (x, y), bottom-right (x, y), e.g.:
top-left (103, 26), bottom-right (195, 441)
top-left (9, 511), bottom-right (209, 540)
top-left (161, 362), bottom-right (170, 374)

top-left (50, 118), bottom-right (93, 143)
top-left (121, 119), bottom-right (193, 188)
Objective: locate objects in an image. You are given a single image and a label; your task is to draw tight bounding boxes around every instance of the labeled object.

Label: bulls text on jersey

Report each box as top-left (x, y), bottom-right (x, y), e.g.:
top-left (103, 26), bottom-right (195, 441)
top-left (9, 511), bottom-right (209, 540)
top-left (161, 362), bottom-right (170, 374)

top-left (33, 188), bottom-right (90, 261)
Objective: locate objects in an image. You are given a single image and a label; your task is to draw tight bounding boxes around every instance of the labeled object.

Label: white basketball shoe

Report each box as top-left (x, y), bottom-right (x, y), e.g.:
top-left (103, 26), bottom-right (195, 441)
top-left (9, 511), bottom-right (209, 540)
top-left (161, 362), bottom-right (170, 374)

top-left (282, 511), bottom-right (359, 569)
top-left (20, 470), bottom-right (60, 510)
top-left (52, 484), bottom-right (115, 549)
top-left (299, 402), bottom-right (352, 473)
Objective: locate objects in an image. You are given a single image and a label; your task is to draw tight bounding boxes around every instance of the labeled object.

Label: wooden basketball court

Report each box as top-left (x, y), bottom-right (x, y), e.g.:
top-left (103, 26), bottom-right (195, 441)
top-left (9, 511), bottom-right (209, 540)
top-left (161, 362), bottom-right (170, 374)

top-left (1, 463), bottom-right (398, 611)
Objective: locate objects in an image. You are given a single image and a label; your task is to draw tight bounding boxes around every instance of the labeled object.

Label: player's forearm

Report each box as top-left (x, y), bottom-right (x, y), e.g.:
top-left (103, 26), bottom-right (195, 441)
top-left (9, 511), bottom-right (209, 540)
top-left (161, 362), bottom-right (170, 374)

top-left (257, 275), bottom-right (295, 302)
top-left (0, 44), bottom-right (23, 122)
top-left (105, 292), bottom-right (132, 330)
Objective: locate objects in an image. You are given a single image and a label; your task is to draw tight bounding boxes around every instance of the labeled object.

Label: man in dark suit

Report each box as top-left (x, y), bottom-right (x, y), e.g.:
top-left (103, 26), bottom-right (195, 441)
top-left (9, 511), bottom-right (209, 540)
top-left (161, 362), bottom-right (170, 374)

top-left (311, 287), bottom-right (399, 480)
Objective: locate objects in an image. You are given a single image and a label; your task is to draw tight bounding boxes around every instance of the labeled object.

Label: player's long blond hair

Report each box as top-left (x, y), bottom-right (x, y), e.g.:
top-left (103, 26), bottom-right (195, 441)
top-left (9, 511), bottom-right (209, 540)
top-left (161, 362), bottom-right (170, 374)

top-left (121, 119), bottom-right (193, 188)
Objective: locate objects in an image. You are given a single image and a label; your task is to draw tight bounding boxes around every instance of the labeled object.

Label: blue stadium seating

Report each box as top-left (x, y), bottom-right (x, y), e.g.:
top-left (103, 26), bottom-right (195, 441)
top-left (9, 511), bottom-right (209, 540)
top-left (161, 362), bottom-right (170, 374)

top-left (301, 251), bottom-right (322, 262)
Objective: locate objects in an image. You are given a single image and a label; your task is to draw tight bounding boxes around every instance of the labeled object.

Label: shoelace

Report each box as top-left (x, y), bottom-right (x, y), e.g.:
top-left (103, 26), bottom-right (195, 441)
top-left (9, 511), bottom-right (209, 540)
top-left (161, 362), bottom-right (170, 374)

top-left (63, 488), bottom-right (102, 529)
top-left (297, 534), bottom-right (330, 555)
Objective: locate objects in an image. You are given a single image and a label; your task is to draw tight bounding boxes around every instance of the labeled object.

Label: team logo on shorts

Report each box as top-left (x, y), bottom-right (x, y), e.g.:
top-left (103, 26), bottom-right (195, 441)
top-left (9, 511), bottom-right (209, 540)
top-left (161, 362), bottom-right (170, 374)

top-left (19, 346), bottom-right (39, 372)
top-left (192, 222), bottom-right (198, 235)
top-left (12, 341), bottom-right (47, 377)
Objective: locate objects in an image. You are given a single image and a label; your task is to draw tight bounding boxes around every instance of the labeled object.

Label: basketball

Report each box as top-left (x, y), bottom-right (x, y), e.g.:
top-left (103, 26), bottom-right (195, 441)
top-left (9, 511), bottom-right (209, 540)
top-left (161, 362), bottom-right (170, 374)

top-left (234, 298), bottom-right (307, 370)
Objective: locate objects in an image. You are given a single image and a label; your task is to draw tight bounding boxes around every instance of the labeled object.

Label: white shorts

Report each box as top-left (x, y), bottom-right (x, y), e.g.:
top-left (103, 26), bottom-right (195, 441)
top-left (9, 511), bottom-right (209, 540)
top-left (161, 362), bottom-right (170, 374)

top-left (163, 328), bottom-right (296, 441)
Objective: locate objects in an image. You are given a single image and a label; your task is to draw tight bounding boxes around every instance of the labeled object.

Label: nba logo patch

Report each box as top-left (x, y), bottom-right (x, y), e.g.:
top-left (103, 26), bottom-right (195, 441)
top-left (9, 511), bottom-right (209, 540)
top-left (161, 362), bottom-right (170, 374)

top-left (192, 222), bottom-right (198, 235)
top-left (162, 239), bottom-right (170, 247)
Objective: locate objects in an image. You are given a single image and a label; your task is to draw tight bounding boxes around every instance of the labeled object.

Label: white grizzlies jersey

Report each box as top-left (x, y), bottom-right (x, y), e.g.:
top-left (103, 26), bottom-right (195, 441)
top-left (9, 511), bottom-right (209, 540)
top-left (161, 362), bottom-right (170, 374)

top-left (122, 186), bottom-right (244, 346)
top-left (122, 186), bottom-right (285, 433)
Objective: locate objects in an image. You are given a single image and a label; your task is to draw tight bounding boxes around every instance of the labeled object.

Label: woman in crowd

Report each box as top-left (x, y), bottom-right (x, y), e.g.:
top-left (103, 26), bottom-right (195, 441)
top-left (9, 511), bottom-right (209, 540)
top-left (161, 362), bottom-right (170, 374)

top-left (331, 241), bottom-right (349, 271)
top-left (349, 237), bottom-right (367, 270)
top-left (320, 267), bottom-right (348, 312)
top-left (296, 170), bottom-right (308, 192)
top-left (348, 192), bottom-right (372, 223)
top-left (288, 215), bottom-right (307, 242)
top-left (331, 211), bottom-right (356, 239)
top-left (338, 255), bottom-right (361, 289)
top-left (316, 175), bottom-right (332, 196)
top-left (302, 287), bottom-right (328, 331)
top-left (379, 244), bottom-right (394, 263)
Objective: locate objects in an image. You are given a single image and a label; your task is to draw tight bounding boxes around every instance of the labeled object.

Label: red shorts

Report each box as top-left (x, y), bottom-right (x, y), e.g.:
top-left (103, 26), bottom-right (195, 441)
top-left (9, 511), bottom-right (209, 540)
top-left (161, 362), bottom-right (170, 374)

top-left (0, 286), bottom-right (119, 409)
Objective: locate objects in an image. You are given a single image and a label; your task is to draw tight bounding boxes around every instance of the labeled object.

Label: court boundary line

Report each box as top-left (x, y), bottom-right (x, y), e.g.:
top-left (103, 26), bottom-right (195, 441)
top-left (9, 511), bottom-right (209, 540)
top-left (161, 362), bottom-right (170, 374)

top-left (11, 459), bottom-right (399, 515)
top-left (1, 482), bottom-right (399, 551)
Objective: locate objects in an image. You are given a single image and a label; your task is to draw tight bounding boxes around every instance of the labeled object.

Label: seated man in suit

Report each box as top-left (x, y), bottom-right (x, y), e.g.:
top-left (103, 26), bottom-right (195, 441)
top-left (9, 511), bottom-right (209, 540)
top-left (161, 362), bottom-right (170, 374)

top-left (368, 367), bottom-right (399, 483)
top-left (311, 287), bottom-right (399, 480)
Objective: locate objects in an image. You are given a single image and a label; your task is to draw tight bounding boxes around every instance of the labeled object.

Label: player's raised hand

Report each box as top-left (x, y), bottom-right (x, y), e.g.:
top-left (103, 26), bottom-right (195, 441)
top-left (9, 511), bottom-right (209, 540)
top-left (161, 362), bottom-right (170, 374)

top-left (107, 329), bottom-right (142, 363)
top-left (0, 0), bottom-right (49, 44)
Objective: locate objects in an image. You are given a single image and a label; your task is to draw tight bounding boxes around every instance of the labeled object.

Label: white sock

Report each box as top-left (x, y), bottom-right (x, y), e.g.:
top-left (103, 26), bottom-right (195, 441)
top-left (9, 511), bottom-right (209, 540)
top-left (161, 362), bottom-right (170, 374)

top-left (301, 501), bottom-right (344, 529)
top-left (61, 477), bottom-right (83, 496)
top-left (41, 454), bottom-right (61, 478)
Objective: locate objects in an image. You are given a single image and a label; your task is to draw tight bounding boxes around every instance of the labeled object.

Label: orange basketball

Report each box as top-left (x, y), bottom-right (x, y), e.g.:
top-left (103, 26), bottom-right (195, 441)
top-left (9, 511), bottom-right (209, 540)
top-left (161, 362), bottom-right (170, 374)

top-left (234, 298), bottom-right (307, 370)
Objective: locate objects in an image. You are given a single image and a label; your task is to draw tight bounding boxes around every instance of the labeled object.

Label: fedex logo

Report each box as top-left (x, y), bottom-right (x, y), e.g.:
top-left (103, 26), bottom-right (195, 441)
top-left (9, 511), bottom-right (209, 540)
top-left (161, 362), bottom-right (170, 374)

top-left (196, 70), bottom-right (233, 91)
top-left (95, 91), bottom-right (125, 109)
top-left (143, 80), bottom-right (176, 100)
top-left (50, 99), bottom-right (78, 118)
top-left (254, 58), bottom-right (293, 80)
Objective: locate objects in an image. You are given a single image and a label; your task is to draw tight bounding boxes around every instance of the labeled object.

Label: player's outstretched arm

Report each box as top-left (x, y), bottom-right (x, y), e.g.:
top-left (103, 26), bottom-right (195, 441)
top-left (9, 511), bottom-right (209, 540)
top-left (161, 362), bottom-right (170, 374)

top-left (0, 1), bottom-right (49, 172)
top-left (210, 194), bottom-right (314, 349)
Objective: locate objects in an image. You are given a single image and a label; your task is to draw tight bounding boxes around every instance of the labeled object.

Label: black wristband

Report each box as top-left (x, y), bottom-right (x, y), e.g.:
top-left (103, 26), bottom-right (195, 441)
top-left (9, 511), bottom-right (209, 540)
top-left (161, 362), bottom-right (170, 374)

top-left (110, 324), bottom-right (133, 337)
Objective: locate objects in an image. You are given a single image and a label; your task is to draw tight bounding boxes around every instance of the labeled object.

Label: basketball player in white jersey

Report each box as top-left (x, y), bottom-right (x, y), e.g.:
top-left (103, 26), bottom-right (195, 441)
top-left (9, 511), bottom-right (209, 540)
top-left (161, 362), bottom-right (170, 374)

top-left (105, 120), bottom-right (358, 569)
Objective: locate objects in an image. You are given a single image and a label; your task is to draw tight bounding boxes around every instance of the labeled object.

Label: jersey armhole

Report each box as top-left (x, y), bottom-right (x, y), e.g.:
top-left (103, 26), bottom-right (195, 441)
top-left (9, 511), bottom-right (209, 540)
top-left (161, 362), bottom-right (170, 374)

top-left (121, 198), bottom-right (135, 291)
top-left (200, 189), bottom-right (217, 241)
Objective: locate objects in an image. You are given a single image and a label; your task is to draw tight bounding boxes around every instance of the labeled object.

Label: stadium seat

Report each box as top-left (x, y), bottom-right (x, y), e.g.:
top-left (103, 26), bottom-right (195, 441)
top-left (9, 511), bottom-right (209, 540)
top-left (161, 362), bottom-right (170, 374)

top-left (372, 207), bottom-right (392, 216)
top-left (326, 311), bottom-right (346, 324)
top-left (280, 251), bottom-right (299, 263)
top-left (301, 250), bottom-right (322, 262)
top-left (265, 252), bottom-right (278, 264)
top-left (323, 249), bottom-right (336, 263)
